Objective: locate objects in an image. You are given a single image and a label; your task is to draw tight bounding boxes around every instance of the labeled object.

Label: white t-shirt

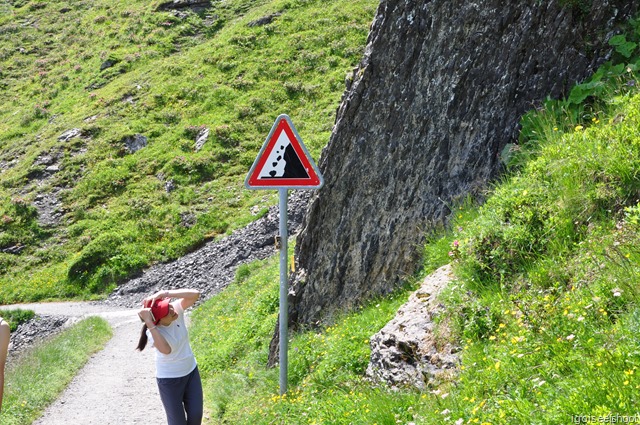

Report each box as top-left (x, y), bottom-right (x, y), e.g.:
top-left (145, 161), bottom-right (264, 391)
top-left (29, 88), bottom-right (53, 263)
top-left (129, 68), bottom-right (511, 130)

top-left (146, 300), bottom-right (197, 378)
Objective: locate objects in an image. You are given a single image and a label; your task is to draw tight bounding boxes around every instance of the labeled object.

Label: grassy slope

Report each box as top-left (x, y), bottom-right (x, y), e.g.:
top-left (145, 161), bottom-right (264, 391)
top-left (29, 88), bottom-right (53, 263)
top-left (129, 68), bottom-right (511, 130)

top-left (0, 0), bottom-right (377, 303)
top-left (189, 23), bottom-right (640, 425)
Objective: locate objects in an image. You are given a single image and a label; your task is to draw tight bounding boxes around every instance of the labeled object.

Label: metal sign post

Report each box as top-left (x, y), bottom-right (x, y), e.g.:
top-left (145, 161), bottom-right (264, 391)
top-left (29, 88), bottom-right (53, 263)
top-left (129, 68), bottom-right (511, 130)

top-left (278, 188), bottom-right (289, 394)
top-left (245, 114), bottom-right (323, 395)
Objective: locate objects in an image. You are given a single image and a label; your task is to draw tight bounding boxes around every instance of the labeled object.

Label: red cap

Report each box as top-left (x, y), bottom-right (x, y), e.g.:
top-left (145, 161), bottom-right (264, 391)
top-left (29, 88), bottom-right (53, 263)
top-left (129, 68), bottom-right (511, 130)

top-left (143, 298), bottom-right (171, 325)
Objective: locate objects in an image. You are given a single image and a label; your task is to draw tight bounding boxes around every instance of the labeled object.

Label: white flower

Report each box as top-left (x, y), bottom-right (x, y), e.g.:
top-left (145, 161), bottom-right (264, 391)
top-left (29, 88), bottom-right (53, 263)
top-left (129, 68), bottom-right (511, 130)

top-left (613, 288), bottom-right (622, 297)
top-left (566, 334), bottom-right (576, 341)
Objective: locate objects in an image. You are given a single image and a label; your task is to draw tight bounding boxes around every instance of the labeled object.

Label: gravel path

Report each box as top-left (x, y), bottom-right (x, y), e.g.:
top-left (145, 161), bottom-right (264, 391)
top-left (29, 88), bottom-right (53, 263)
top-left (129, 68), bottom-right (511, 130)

top-left (1, 302), bottom-right (168, 424)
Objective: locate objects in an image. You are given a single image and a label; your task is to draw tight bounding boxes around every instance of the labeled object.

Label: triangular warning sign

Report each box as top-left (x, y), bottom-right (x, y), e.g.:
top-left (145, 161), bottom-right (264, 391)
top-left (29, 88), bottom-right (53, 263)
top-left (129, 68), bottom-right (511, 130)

top-left (245, 114), bottom-right (324, 189)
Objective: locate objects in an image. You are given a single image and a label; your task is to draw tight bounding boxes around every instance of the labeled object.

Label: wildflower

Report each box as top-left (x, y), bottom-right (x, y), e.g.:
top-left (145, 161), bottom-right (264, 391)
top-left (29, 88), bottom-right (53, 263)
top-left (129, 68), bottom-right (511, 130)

top-left (566, 334), bottom-right (575, 341)
top-left (574, 125), bottom-right (584, 131)
top-left (613, 288), bottom-right (622, 297)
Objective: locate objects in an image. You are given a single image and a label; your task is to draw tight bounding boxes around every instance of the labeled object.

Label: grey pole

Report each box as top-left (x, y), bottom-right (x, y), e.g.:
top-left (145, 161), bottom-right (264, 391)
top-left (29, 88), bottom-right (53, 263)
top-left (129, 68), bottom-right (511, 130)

top-left (278, 188), bottom-right (288, 395)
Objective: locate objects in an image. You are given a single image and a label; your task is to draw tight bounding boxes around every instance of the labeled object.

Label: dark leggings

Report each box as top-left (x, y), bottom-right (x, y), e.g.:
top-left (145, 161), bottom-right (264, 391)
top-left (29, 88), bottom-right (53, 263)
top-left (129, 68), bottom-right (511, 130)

top-left (157, 366), bottom-right (203, 425)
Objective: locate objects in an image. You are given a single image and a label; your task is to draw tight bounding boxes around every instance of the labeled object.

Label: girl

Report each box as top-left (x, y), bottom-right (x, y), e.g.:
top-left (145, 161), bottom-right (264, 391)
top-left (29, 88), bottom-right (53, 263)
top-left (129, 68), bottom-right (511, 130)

top-left (137, 289), bottom-right (202, 425)
top-left (0, 317), bottom-right (8, 413)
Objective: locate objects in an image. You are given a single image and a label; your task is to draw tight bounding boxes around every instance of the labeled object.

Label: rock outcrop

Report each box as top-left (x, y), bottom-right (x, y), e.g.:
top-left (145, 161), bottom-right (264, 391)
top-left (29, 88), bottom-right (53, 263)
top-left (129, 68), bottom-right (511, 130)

top-left (288, 0), bottom-right (639, 327)
top-left (366, 264), bottom-right (457, 389)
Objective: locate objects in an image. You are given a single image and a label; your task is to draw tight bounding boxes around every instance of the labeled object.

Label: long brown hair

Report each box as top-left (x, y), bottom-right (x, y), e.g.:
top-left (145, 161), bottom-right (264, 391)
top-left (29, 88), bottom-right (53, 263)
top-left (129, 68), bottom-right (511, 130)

top-left (136, 324), bottom-right (148, 351)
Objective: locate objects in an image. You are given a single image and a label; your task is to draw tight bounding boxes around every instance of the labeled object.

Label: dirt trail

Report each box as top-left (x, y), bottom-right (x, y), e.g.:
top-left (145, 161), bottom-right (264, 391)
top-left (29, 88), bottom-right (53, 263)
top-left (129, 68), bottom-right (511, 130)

top-left (2, 302), bottom-right (168, 424)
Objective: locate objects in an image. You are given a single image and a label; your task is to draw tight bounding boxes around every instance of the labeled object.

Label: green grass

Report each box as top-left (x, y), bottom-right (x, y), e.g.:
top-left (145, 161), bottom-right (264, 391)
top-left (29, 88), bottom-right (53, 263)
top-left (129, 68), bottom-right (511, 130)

top-left (188, 20), bottom-right (640, 424)
top-left (2, 316), bottom-right (112, 425)
top-left (0, 0), bottom-right (378, 303)
top-left (190, 254), bottom-right (417, 424)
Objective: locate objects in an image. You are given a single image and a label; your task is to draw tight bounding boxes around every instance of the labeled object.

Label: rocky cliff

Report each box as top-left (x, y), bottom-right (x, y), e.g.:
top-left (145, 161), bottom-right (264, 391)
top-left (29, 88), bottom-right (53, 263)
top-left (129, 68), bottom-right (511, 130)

top-left (289, 0), bottom-right (639, 326)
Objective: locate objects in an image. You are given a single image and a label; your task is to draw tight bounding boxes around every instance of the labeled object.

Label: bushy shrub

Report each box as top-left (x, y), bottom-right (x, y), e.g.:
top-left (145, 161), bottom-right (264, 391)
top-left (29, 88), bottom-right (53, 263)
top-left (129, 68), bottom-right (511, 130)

top-left (2, 308), bottom-right (35, 332)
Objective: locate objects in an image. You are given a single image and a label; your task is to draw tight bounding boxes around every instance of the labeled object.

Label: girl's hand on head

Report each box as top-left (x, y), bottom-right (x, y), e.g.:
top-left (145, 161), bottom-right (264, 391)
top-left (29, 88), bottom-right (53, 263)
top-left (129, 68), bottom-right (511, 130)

top-left (148, 290), bottom-right (169, 306)
top-left (138, 308), bottom-right (154, 325)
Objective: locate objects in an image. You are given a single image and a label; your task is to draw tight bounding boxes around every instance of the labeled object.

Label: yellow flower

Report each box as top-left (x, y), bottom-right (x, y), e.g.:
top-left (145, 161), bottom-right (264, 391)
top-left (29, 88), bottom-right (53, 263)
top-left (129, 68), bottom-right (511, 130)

top-left (575, 125), bottom-right (584, 131)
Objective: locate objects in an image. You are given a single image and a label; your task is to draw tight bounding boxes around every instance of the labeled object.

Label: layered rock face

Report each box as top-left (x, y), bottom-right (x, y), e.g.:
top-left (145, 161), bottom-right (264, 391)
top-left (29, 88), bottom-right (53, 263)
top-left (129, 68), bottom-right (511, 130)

top-left (290, 0), bottom-right (639, 326)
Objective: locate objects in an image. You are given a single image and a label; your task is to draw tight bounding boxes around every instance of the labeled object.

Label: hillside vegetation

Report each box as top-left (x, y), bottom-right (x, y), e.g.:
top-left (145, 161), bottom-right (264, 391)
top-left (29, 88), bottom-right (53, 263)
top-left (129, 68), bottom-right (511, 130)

top-left (0, 0), bottom-right (377, 303)
top-left (4, 1), bottom-right (640, 423)
top-left (188, 17), bottom-right (640, 425)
